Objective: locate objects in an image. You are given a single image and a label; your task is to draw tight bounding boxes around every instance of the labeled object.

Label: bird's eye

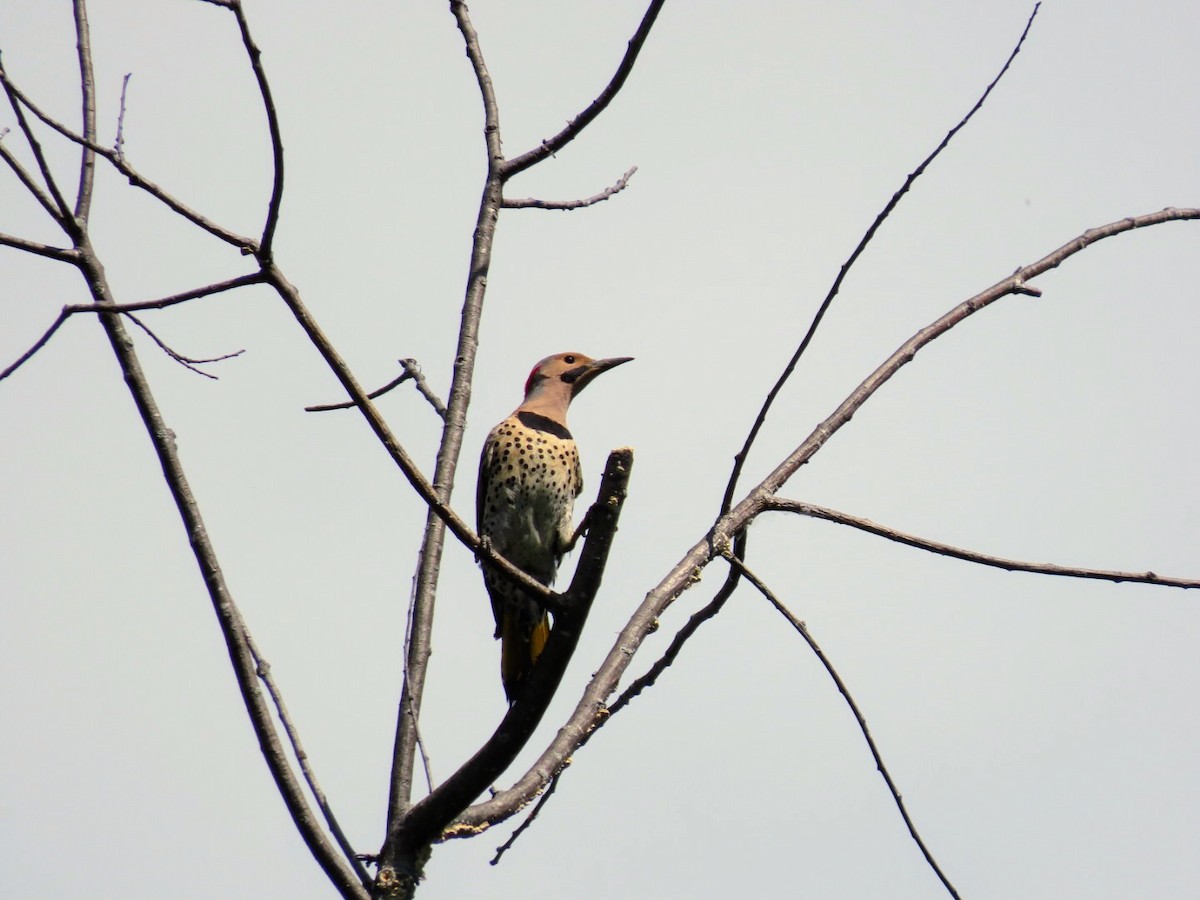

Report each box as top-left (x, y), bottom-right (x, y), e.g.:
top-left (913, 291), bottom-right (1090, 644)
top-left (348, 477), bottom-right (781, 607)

top-left (563, 355), bottom-right (576, 364)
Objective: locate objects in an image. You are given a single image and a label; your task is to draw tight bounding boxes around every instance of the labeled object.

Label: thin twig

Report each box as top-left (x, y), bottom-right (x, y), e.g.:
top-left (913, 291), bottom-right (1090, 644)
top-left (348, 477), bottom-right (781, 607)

top-left (110, 272), bottom-right (265, 311)
top-left (114, 72), bottom-right (131, 160)
top-left (304, 358), bottom-right (447, 418)
top-left (400, 573), bottom-right (435, 796)
top-left (0, 130), bottom-right (67, 223)
top-left (502, 165), bottom-right (637, 210)
top-left (0, 307), bottom-right (73, 384)
top-left (124, 312), bottom-right (244, 379)
top-left (718, 3), bottom-right (1042, 518)
top-left (768, 499), bottom-right (1200, 590)
top-left (610, 530), bottom-right (749, 716)
top-left (0, 231), bottom-right (78, 262)
top-left (490, 771), bottom-right (561, 865)
top-left (221, 0), bottom-right (286, 255)
top-left (608, 585), bottom-right (725, 715)
top-left (0, 61), bottom-right (73, 223)
top-left (725, 554), bottom-right (961, 900)
top-left (501, 0), bottom-right (666, 178)
top-left (305, 370), bottom-right (416, 412)
top-left (243, 628), bottom-right (373, 889)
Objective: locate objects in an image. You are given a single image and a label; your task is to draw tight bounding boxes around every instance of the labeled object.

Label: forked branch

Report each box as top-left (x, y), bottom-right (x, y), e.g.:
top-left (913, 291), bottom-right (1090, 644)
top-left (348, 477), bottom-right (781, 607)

top-left (0, 273), bottom-right (265, 382)
top-left (376, 450), bottom-right (634, 897)
top-left (718, 2), bottom-right (1042, 517)
top-left (0, 66), bottom-right (257, 250)
top-left (305, 359), bottom-right (448, 419)
top-left (123, 312), bottom-right (244, 379)
top-left (449, 206), bottom-right (1200, 839)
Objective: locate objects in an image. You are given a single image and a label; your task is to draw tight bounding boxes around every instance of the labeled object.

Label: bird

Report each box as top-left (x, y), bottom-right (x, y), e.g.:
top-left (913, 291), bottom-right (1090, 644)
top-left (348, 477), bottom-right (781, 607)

top-left (477, 352), bottom-right (632, 703)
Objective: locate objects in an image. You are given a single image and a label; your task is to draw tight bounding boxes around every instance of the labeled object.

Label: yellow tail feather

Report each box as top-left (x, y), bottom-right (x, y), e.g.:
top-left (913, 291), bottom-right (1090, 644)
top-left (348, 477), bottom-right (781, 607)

top-left (500, 610), bottom-right (551, 702)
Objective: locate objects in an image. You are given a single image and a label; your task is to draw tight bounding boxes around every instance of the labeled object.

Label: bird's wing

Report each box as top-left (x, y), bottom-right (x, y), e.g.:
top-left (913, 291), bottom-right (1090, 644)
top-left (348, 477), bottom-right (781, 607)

top-left (477, 428), bottom-right (507, 635)
top-left (476, 432), bottom-right (492, 532)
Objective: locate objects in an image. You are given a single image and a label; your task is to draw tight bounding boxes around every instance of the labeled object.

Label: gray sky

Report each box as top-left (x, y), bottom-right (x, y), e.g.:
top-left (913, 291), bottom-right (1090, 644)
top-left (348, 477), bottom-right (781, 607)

top-left (2, 2), bottom-right (1198, 898)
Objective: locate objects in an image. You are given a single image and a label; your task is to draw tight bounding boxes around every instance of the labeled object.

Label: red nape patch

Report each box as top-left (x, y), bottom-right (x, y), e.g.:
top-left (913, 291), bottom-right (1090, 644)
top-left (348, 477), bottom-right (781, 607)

top-left (523, 364), bottom-right (542, 396)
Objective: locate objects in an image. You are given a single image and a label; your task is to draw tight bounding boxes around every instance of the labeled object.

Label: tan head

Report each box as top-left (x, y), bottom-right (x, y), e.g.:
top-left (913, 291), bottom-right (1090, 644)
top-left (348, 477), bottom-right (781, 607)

top-left (516, 352), bottom-right (633, 423)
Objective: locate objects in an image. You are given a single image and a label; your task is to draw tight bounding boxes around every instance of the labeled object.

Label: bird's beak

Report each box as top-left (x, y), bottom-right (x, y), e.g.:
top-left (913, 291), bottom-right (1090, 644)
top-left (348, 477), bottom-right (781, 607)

top-left (566, 356), bottom-right (633, 397)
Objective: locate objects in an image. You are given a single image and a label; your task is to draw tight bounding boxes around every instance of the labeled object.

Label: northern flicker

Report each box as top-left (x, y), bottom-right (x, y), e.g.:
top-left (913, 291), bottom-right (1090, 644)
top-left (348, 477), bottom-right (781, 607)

top-left (477, 352), bottom-right (632, 703)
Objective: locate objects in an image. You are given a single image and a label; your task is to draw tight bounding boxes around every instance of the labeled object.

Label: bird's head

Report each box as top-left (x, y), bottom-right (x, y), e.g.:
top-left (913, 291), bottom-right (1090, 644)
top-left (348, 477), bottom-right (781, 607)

top-left (523, 352), bottom-right (633, 402)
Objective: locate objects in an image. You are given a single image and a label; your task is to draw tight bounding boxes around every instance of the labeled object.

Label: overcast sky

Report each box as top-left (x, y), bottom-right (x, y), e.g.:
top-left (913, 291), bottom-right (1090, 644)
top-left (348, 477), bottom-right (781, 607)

top-left (2, 2), bottom-right (1198, 898)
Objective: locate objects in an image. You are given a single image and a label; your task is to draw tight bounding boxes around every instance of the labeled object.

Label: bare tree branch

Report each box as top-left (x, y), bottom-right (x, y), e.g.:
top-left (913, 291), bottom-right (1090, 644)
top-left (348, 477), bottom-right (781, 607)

top-left (0, 273), bottom-right (264, 382)
top-left (502, 165), bottom-right (637, 210)
top-left (398, 358), bottom-right (448, 419)
top-left (725, 554), bottom-right (961, 900)
top-left (71, 0), bottom-right (96, 222)
top-left (718, 2), bottom-right (1042, 518)
top-left (0, 230), bottom-right (77, 262)
top-left (609, 540), bottom-right (743, 716)
top-left (0, 308), bottom-right (73, 383)
top-left (767, 498), bottom-right (1200, 590)
top-left (305, 369), bottom-right (419, 413)
top-left (113, 72), bottom-right (131, 159)
top-left (7, 4), bottom-right (656, 895)
top-left (488, 768), bottom-right (561, 865)
top-left (5, 4), bottom-right (1194, 898)
top-left (124, 311), bottom-right (244, 379)
top-left (304, 358), bottom-right (447, 419)
top-left (0, 131), bottom-right (68, 224)
top-left (93, 296), bottom-right (368, 899)
top-left (399, 575), bottom-right (437, 797)
top-left (738, 208), bottom-right (1200, 510)
top-left (0, 69), bottom-right (257, 250)
top-left (220, 0), bottom-right (286, 256)
top-left (475, 528), bottom-right (749, 858)
top-left (243, 628), bottom-right (373, 890)
top-left (485, 531), bottom-right (749, 861)
top-left (260, 263), bottom-right (559, 609)
top-left (3, 0), bottom-right (529, 591)
top-left (501, 1), bottom-right (666, 178)
top-left (15, 7), bottom-right (370, 895)
top-left (1, 61), bottom-right (73, 223)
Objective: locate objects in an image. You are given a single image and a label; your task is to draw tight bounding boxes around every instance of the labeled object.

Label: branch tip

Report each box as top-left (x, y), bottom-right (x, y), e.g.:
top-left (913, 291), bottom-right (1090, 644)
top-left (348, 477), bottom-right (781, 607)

top-left (502, 165), bottom-right (638, 211)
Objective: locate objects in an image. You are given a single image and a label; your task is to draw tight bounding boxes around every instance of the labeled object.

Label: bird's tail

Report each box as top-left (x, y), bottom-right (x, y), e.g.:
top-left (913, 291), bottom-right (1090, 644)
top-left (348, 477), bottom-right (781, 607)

top-left (500, 608), bottom-right (551, 703)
